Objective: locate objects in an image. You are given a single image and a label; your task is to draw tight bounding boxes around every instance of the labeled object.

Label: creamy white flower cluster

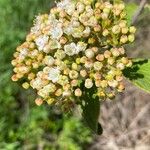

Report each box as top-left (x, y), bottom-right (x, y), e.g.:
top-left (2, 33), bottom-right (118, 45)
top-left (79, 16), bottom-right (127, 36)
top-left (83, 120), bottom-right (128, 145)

top-left (12, 0), bottom-right (135, 106)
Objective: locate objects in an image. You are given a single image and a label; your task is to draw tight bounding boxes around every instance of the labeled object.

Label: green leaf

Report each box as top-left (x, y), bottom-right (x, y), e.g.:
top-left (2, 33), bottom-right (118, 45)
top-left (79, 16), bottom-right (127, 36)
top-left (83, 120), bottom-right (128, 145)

top-left (123, 59), bottom-right (150, 93)
top-left (80, 88), bottom-right (103, 135)
top-left (125, 3), bottom-right (138, 25)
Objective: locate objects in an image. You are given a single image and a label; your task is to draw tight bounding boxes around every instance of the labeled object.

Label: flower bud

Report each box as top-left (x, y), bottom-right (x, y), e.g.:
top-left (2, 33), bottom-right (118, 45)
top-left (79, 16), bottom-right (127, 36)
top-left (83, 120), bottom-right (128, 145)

top-left (102, 29), bottom-right (109, 36)
top-left (47, 98), bottom-right (55, 105)
top-left (121, 27), bottom-right (128, 34)
top-left (94, 62), bottom-right (103, 71)
top-left (85, 79), bottom-right (93, 89)
top-left (22, 82), bottom-right (30, 89)
top-left (128, 34), bottom-right (135, 42)
top-left (85, 49), bottom-right (95, 58)
top-left (129, 26), bottom-right (136, 33)
top-left (120, 35), bottom-right (128, 44)
top-left (80, 70), bottom-right (87, 78)
top-left (55, 89), bottom-right (63, 97)
top-left (69, 70), bottom-right (79, 79)
top-left (104, 50), bottom-right (111, 58)
top-left (75, 88), bottom-right (82, 97)
top-left (71, 79), bottom-right (78, 87)
top-left (96, 54), bottom-right (104, 61)
top-left (112, 25), bottom-right (121, 34)
top-left (35, 98), bottom-right (43, 106)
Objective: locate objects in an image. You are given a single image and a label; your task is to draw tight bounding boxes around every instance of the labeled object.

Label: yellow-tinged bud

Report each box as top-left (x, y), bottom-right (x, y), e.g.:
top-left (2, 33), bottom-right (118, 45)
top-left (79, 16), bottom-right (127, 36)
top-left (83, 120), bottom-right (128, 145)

top-left (28, 73), bottom-right (35, 80)
top-left (128, 34), bottom-right (135, 42)
top-left (121, 27), bottom-right (128, 34)
top-left (22, 82), bottom-right (30, 89)
top-left (96, 54), bottom-right (104, 61)
top-left (120, 35), bottom-right (128, 44)
top-left (55, 89), bottom-right (63, 97)
top-left (104, 50), bottom-right (111, 58)
top-left (112, 25), bottom-right (121, 34)
top-left (47, 98), bottom-right (55, 105)
top-left (102, 29), bottom-right (109, 36)
top-left (129, 26), bottom-right (136, 33)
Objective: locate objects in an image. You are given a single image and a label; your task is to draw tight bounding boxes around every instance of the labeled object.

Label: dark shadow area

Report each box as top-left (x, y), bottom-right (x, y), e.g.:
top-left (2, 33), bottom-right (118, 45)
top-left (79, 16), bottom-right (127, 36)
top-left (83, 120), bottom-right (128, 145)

top-left (123, 59), bottom-right (148, 80)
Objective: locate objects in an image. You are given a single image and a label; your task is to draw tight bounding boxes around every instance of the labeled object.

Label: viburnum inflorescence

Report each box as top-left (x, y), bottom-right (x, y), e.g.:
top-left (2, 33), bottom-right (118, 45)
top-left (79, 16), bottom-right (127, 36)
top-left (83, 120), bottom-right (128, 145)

top-left (11, 0), bottom-right (136, 108)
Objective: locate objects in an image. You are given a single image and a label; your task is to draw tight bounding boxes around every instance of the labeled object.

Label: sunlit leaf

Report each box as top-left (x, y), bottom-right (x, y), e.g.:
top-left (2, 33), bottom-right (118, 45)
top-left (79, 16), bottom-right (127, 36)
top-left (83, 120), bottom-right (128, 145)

top-left (123, 59), bottom-right (150, 93)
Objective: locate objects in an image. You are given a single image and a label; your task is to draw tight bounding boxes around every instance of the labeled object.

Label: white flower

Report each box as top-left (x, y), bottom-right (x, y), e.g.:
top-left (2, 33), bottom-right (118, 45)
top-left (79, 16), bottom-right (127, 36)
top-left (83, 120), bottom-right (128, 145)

top-left (64, 43), bottom-right (77, 56)
top-left (64, 24), bottom-right (73, 35)
top-left (48, 67), bottom-right (60, 83)
top-left (18, 48), bottom-right (28, 60)
top-left (50, 25), bottom-right (63, 39)
top-left (57, 0), bottom-right (71, 9)
top-left (57, 0), bottom-right (75, 15)
top-left (35, 35), bottom-right (49, 51)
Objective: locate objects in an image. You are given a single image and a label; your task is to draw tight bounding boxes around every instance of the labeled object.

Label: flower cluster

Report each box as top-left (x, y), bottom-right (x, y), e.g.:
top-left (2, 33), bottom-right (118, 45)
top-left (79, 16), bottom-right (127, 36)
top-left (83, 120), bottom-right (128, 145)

top-left (11, 0), bottom-right (135, 106)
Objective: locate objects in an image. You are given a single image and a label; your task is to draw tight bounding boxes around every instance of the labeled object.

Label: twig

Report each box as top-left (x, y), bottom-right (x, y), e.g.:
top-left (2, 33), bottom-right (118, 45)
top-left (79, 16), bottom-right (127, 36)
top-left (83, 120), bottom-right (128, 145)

top-left (131, 0), bottom-right (147, 25)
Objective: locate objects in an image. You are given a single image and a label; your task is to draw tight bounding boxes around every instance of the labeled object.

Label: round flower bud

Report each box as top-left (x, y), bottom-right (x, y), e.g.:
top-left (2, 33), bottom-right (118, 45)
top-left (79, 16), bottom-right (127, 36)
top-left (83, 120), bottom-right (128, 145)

top-left (72, 63), bottom-right (78, 70)
top-left (11, 75), bottom-right (18, 82)
top-left (112, 25), bottom-right (121, 34)
top-left (63, 90), bottom-right (71, 97)
top-left (22, 82), bottom-right (30, 89)
top-left (35, 98), bottom-right (43, 106)
top-left (47, 98), bottom-right (55, 105)
top-left (55, 89), bottom-right (63, 97)
top-left (85, 79), bottom-right (93, 89)
top-left (129, 26), bottom-right (136, 33)
top-left (102, 29), bottom-right (109, 36)
top-left (116, 63), bottom-right (125, 70)
top-left (120, 35), bottom-right (128, 44)
top-left (117, 82), bottom-right (125, 92)
top-left (80, 70), bottom-right (87, 78)
top-left (69, 70), bottom-right (79, 79)
top-left (94, 62), bottom-right (103, 71)
top-left (128, 34), bottom-right (135, 42)
top-left (77, 2), bottom-right (85, 13)
top-left (75, 88), bottom-right (82, 97)
top-left (121, 27), bottom-right (128, 34)
top-left (85, 49), bottom-right (95, 58)
top-left (108, 80), bottom-right (118, 88)
top-left (104, 50), bottom-right (111, 58)
top-left (100, 80), bottom-right (108, 88)
top-left (111, 48), bottom-right (120, 57)
top-left (96, 54), bottom-right (105, 61)
top-left (93, 72), bottom-right (101, 80)
top-left (71, 79), bottom-right (78, 87)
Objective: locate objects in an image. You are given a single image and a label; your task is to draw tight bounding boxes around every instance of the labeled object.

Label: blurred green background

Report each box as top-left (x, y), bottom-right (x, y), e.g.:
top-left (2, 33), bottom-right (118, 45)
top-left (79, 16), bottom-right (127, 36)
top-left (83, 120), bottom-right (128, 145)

top-left (0, 0), bottom-right (150, 150)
